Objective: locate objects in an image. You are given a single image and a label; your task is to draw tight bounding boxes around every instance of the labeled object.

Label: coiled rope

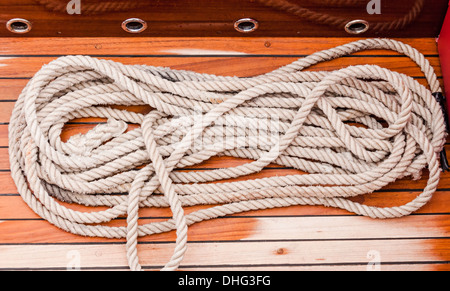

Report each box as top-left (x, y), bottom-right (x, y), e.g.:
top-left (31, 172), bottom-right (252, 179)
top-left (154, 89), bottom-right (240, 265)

top-left (9, 38), bottom-right (447, 270)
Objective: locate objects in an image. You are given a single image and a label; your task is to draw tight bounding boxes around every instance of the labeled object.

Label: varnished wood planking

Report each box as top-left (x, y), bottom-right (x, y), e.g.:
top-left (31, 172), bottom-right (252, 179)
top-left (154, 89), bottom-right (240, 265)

top-left (1, 186), bottom-right (450, 219)
top-left (0, 79), bottom-right (27, 101)
top-left (0, 125), bottom-right (8, 147)
top-left (0, 37), bottom-right (449, 271)
top-left (0, 38), bottom-right (441, 56)
top-left (0, 0), bottom-right (447, 37)
top-left (1, 264), bottom-right (448, 271)
top-left (1, 239), bottom-right (450, 270)
top-left (2, 144), bottom-right (450, 171)
top-left (0, 76), bottom-right (442, 102)
top-left (0, 56), bottom-right (442, 79)
top-left (0, 148), bottom-right (8, 169)
top-left (0, 102), bottom-right (14, 123)
top-left (2, 165), bottom-right (450, 195)
top-left (0, 213), bottom-right (449, 245)
top-left (182, 264), bottom-right (450, 271)
top-left (0, 78), bottom-right (446, 124)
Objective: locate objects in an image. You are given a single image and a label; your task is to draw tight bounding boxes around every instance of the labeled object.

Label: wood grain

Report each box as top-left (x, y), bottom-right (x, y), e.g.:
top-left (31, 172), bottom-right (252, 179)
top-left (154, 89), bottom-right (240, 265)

top-left (0, 0), bottom-right (447, 37)
top-left (1, 239), bottom-right (449, 270)
top-left (0, 37), bottom-right (449, 271)
top-left (0, 56), bottom-right (442, 79)
top-left (0, 37), bottom-right (441, 56)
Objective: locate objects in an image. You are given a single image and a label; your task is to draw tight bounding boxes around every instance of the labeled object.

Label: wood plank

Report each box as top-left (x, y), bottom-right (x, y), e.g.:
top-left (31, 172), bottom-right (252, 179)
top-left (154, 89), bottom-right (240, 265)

top-left (0, 36), bottom-right (448, 272)
top-left (0, 56), bottom-right (441, 78)
top-left (0, 79), bottom-right (27, 101)
top-left (1, 186), bottom-right (450, 220)
top-left (0, 173), bottom-right (17, 194)
top-left (0, 77), bottom-right (443, 124)
top-left (0, 214), bottom-right (449, 244)
top-left (2, 264), bottom-right (449, 271)
top-left (0, 38), bottom-right (440, 56)
top-left (0, 102), bottom-right (14, 124)
top-left (3, 152), bottom-right (450, 196)
top-left (0, 125), bottom-right (8, 147)
top-left (180, 263), bottom-right (450, 271)
top-left (0, 148), bottom-right (8, 170)
top-left (2, 167), bottom-right (450, 195)
top-left (0, 0), bottom-right (447, 38)
top-left (0, 239), bottom-right (449, 270)
top-left (0, 77), bottom-right (442, 103)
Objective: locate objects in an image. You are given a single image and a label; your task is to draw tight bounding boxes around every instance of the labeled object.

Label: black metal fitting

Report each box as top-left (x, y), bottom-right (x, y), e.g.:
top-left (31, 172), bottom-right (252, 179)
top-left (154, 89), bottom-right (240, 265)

top-left (432, 92), bottom-right (450, 171)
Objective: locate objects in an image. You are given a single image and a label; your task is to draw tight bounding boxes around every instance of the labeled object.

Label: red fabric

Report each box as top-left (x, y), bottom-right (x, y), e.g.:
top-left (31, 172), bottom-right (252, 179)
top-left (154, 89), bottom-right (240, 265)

top-left (438, 1), bottom-right (450, 115)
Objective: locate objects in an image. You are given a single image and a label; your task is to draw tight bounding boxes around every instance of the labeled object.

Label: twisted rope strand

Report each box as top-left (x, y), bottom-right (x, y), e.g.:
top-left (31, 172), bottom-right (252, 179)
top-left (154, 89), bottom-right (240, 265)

top-left (8, 38), bottom-right (447, 271)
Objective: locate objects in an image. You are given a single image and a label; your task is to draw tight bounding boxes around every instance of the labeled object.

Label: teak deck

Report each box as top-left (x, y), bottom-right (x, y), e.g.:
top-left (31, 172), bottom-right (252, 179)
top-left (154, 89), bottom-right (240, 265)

top-left (0, 37), bottom-right (449, 271)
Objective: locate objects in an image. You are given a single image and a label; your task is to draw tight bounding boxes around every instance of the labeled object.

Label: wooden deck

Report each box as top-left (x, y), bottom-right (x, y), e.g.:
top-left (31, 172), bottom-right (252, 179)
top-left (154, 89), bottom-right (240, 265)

top-left (0, 37), bottom-right (449, 271)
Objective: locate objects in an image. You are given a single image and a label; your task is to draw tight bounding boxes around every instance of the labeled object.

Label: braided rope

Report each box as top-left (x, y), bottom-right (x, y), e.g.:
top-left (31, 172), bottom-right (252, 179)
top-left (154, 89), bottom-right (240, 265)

top-left (8, 38), bottom-right (447, 270)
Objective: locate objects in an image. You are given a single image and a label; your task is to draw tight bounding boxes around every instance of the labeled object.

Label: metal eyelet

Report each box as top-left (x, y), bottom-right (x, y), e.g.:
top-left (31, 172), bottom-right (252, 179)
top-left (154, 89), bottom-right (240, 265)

top-left (122, 18), bottom-right (148, 34)
top-left (345, 20), bottom-right (370, 35)
top-left (234, 18), bottom-right (259, 33)
top-left (6, 18), bottom-right (32, 34)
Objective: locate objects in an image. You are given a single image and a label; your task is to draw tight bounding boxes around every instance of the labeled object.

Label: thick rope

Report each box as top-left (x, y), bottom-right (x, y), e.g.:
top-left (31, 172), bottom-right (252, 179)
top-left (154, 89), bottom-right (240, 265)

top-left (8, 38), bottom-right (447, 271)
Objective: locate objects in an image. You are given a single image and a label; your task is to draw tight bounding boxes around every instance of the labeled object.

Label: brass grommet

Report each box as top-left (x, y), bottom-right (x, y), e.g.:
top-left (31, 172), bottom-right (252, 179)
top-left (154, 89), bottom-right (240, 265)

top-left (6, 18), bottom-right (32, 34)
top-left (345, 20), bottom-right (370, 35)
top-left (122, 18), bottom-right (148, 34)
top-left (234, 18), bottom-right (259, 33)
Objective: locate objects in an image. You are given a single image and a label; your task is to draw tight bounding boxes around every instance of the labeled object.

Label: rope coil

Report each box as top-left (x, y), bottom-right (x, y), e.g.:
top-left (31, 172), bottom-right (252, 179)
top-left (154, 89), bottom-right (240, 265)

top-left (9, 38), bottom-right (447, 270)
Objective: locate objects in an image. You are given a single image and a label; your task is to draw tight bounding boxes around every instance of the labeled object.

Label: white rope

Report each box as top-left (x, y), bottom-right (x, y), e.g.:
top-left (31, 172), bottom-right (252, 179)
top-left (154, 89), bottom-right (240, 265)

top-left (8, 38), bottom-right (447, 271)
